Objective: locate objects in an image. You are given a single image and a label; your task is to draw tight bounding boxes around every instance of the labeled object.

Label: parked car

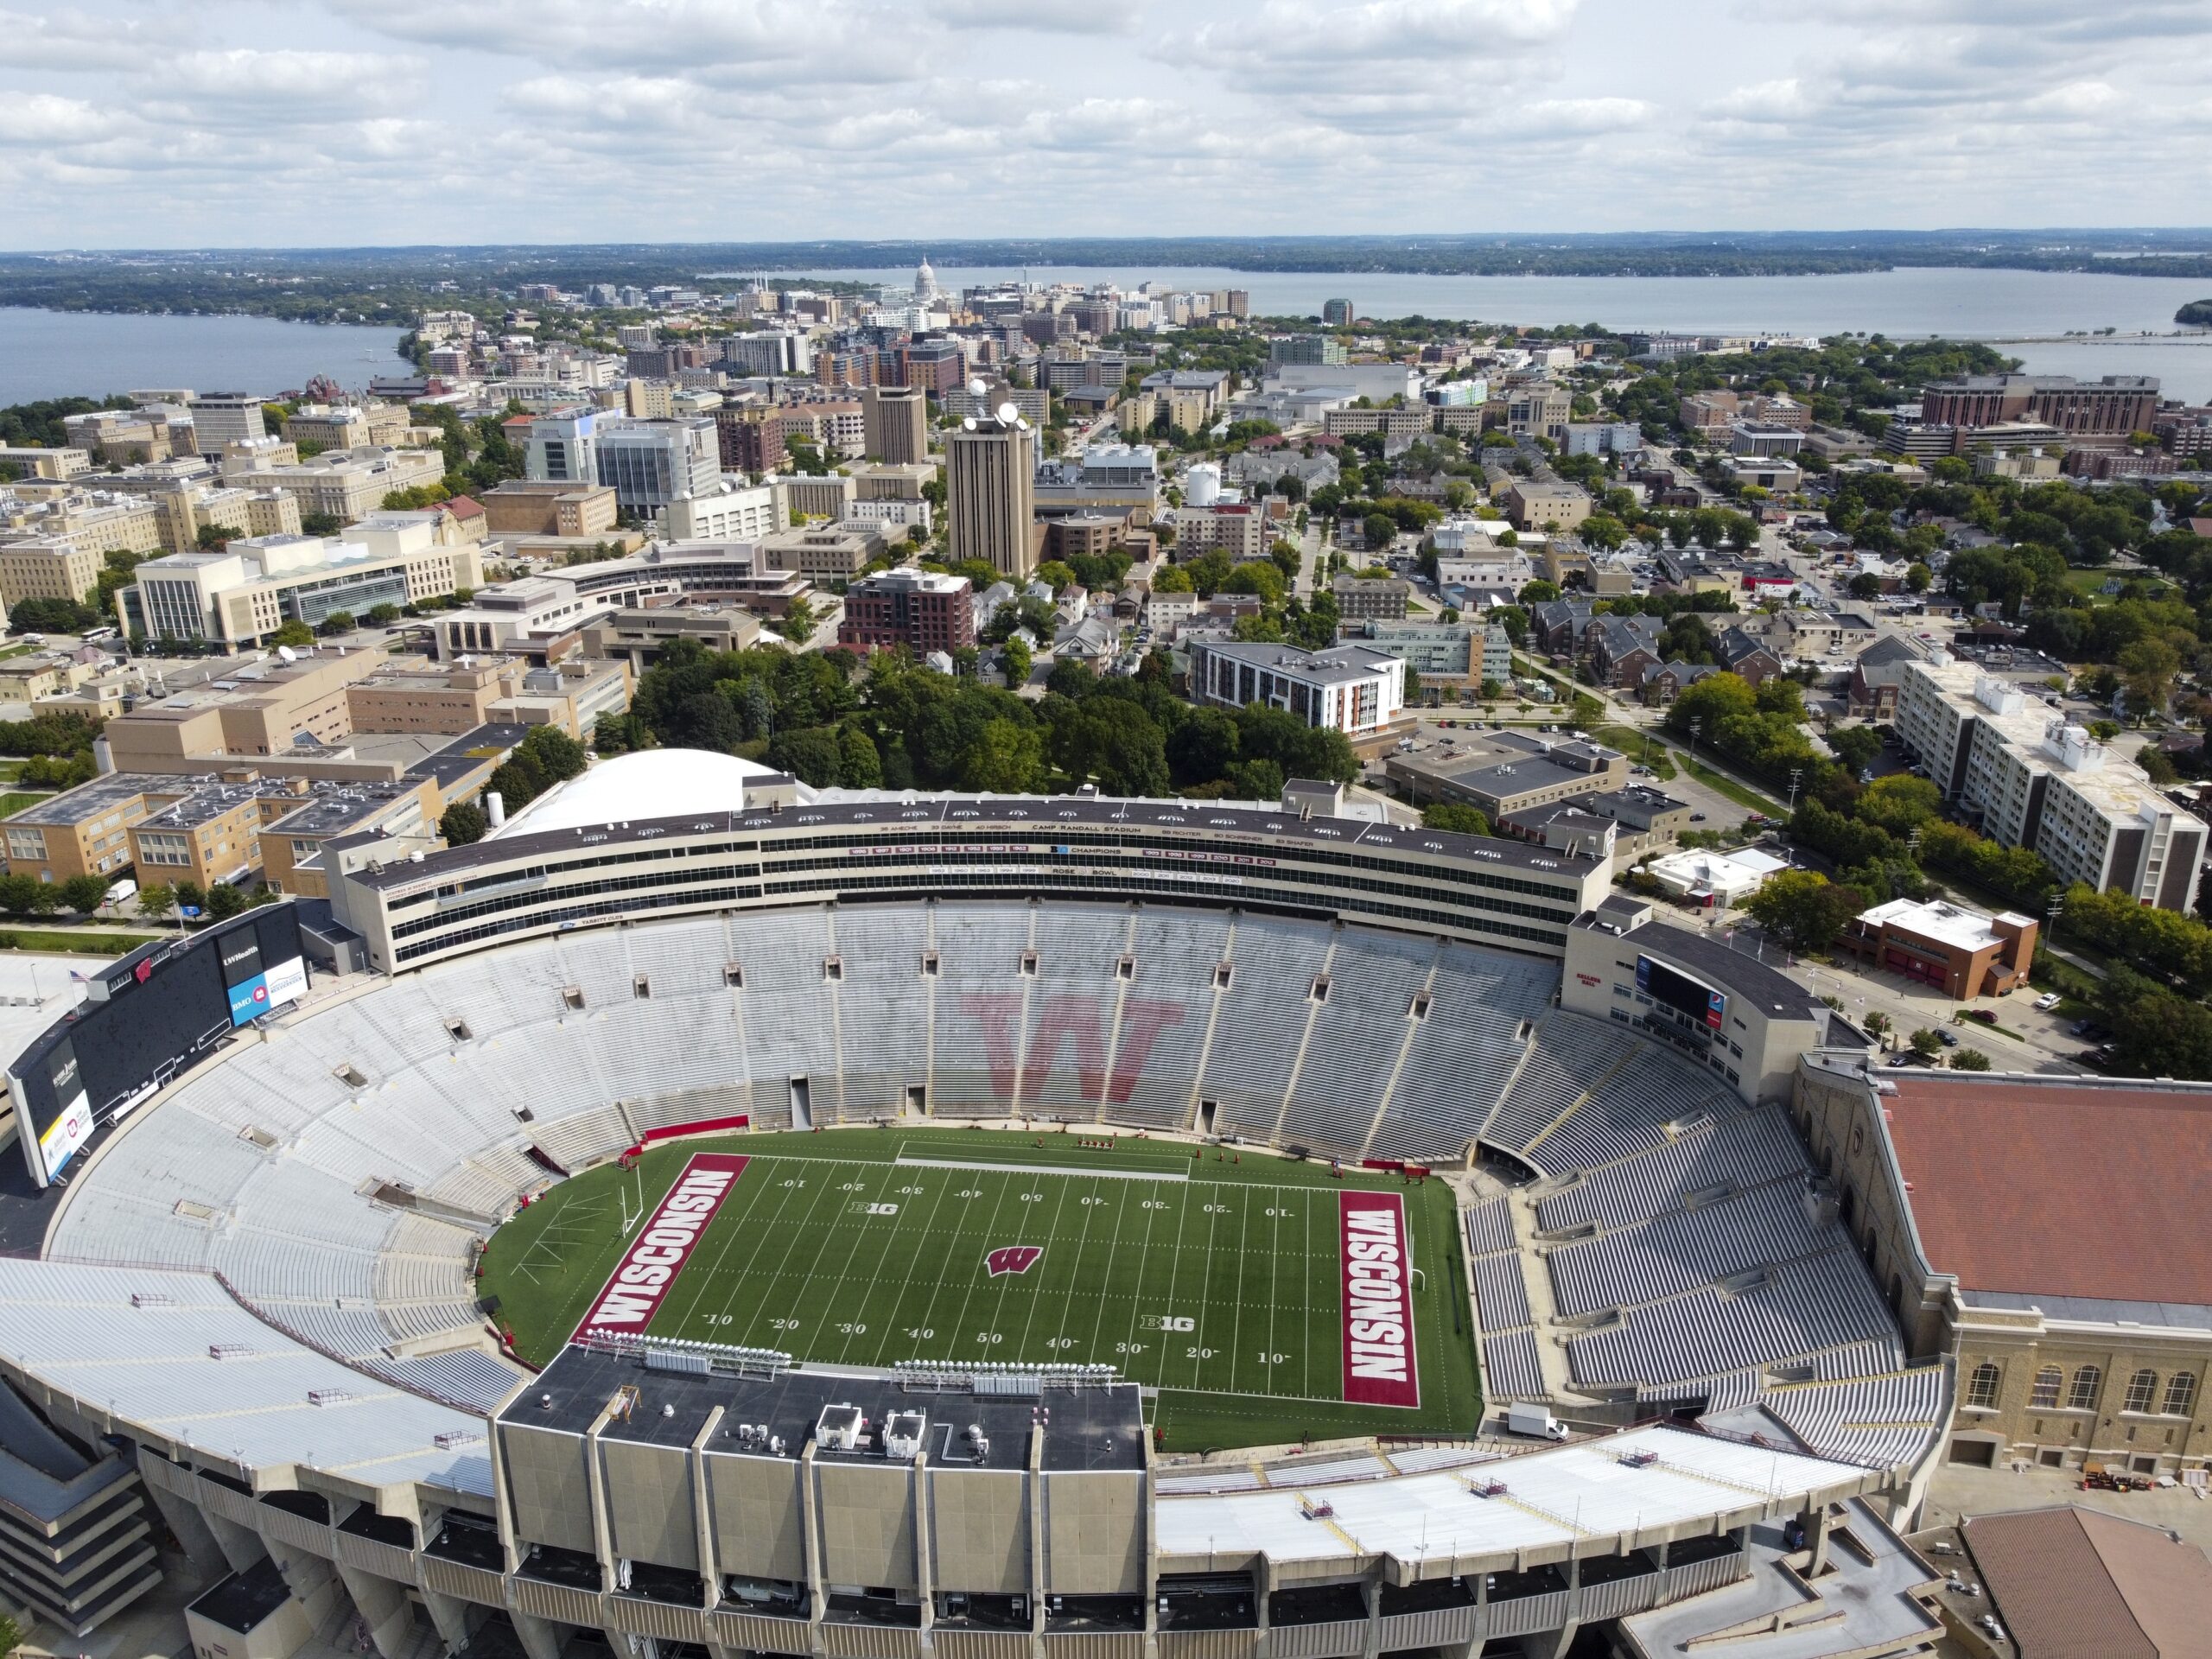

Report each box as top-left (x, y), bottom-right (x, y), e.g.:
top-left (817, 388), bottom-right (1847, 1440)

top-left (1689, 812), bottom-right (1707, 823)
top-left (1936, 1027), bottom-right (1961, 1047)
top-left (2034, 992), bottom-right (2063, 1012)
top-left (1961, 1008), bottom-right (1999, 1027)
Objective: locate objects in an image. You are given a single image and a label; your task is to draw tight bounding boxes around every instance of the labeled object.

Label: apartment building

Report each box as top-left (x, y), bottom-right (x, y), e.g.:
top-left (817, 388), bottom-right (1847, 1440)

top-left (1185, 639), bottom-right (1404, 734)
top-left (218, 445), bottom-right (444, 524)
top-left (661, 481), bottom-right (779, 542)
top-left (861, 385), bottom-right (929, 465)
top-left (1337, 617), bottom-right (1510, 683)
top-left (1, 772), bottom-right (181, 880)
top-left (0, 489), bottom-right (165, 562)
top-left (774, 474), bottom-right (858, 523)
top-left (838, 569), bottom-right (975, 655)
top-left (117, 521), bottom-right (484, 648)
top-left (756, 523), bottom-right (883, 582)
top-left (1505, 478), bottom-right (1593, 532)
top-left (0, 540), bottom-right (106, 610)
top-left (1919, 373), bottom-right (2159, 440)
top-left (1896, 658), bottom-right (2207, 909)
top-left (1320, 405), bottom-right (1430, 440)
top-left (1170, 503), bottom-right (1264, 562)
top-left (0, 447), bottom-right (92, 480)
top-left (1504, 385), bottom-right (1573, 441)
top-left (478, 480), bottom-right (620, 538)
top-left (186, 394), bottom-right (268, 454)
top-left (1331, 575), bottom-right (1412, 620)
top-left (778, 399), bottom-right (868, 460)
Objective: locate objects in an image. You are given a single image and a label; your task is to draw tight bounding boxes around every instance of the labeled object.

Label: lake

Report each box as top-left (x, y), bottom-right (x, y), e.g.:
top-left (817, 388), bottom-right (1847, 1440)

top-left (823, 263), bottom-right (2212, 401)
top-left (0, 308), bottom-right (411, 407)
top-left (8, 265), bottom-right (2212, 406)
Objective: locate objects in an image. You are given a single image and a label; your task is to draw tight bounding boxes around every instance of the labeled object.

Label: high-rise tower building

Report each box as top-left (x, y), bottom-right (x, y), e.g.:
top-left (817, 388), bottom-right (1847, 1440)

top-left (946, 385), bottom-right (1036, 578)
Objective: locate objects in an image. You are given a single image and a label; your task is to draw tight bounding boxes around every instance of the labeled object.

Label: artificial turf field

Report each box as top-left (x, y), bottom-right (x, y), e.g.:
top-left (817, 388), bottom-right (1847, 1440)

top-left (479, 1128), bottom-right (1481, 1450)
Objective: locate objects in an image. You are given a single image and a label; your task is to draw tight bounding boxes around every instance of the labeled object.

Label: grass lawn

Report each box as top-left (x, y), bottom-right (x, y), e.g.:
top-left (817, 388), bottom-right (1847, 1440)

top-left (0, 927), bottom-right (156, 954)
top-left (1675, 753), bottom-right (1785, 814)
top-left (0, 791), bottom-right (52, 817)
top-left (481, 1128), bottom-right (1479, 1452)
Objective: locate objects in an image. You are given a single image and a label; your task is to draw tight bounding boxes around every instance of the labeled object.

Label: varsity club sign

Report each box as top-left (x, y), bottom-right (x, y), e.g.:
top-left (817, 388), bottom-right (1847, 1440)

top-left (575, 1154), bottom-right (749, 1336)
top-left (1338, 1191), bottom-right (1420, 1408)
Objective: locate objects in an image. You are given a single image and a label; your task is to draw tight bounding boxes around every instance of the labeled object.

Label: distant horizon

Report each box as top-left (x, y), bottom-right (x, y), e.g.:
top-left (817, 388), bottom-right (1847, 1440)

top-left (12, 230), bottom-right (2212, 260)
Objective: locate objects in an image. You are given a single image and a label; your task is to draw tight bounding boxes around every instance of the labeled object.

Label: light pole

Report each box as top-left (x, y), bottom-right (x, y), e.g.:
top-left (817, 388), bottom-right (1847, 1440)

top-left (1688, 717), bottom-right (1702, 773)
top-left (1787, 766), bottom-right (1804, 816)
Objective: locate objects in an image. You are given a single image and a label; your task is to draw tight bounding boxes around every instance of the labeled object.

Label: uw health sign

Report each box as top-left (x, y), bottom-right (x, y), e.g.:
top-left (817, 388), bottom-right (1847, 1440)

top-left (575, 1154), bottom-right (748, 1335)
top-left (1338, 1191), bottom-right (1420, 1408)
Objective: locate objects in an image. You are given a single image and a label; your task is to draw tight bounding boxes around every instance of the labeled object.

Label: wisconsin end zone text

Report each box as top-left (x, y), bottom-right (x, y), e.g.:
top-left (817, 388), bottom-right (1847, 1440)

top-left (1338, 1191), bottom-right (1419, 1408)
top-left (575, 1153), bottom-right (749, 1335)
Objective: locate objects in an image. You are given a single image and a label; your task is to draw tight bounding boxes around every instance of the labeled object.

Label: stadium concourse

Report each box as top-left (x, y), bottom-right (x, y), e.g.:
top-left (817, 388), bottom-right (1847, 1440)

top-left (0, 751), bottom-right (1955, 1659)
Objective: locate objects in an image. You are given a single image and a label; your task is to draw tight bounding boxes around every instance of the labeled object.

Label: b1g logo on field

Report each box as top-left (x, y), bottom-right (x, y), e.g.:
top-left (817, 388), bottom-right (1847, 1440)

top-left (985, 1244), bottom-right (1043, 1277)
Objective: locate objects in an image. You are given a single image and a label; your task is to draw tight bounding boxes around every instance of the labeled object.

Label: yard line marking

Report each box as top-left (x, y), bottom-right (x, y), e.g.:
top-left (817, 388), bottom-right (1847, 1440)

top-left (824, 1161), bottom-right (908, 1364)
top-left (894, 1154), bottom-right (1186, 1182)
top-left (1010, 1175), bottom-right (1075, 1357)
top-left (874, 1166), bottom-right (961, 1364)
top-left (939, 1169), bottom-right (1018, 1355)
top-left (721, 1158), bottom-right (842, 1351)
top-left (1045, 1163), bottom-right (1108, 1357)
top-left (1191, 1193), bottom-right (1221, 1390)
top-left (1089, 1178), bottom-right (1138, 1364)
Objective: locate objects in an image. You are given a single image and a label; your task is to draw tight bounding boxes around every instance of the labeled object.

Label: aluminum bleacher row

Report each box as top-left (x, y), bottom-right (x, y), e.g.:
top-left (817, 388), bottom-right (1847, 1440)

top-left (1459, 1028), bottom-right (1943, 1471)
top-left (47, 900), bottom-right (1553, 1384)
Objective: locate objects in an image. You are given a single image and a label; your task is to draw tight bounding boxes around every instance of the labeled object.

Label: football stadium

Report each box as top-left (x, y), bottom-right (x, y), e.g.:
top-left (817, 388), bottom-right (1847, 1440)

top-left (4, 747), bottom-right (2200, 1659)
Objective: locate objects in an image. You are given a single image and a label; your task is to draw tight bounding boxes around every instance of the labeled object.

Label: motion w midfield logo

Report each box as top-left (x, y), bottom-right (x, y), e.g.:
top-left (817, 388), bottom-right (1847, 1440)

top-left (984, 1245), bottom-right (1044, 1277)
top-left (959, 995), bottom-right (1185, 1103)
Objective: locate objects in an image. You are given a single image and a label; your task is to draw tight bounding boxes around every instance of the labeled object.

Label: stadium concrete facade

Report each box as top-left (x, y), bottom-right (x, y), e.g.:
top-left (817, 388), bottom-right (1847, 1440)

top-left (0, 753), bottom-right (1974, 1659)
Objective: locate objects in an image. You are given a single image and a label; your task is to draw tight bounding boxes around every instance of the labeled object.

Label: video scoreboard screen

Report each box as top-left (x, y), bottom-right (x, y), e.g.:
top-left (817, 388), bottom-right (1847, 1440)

top-left (10, 906), bottom-right (310, 1186)
top-left (1636, 953), bottom-right (1726, 1032)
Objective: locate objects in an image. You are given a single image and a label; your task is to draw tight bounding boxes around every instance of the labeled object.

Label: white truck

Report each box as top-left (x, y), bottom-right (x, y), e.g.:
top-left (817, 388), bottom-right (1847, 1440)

top-left (103, 877), bottom-right (137, 908)
top-left (1505, 1402), bottom-right (1569, 1440)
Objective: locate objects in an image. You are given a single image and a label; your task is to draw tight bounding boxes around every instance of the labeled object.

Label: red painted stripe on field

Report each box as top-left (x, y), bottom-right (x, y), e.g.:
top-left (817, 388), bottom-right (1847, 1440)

top-left (1339, 1190), bottom-right (1420, 1408)
top-left (574, 1153), bottom-right (749, 1338)
top-left (639, 1113), bottom-right (751, 1147)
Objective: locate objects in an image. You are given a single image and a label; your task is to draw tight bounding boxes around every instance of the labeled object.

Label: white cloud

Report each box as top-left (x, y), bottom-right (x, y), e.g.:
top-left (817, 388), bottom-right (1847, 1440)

top-left (0, 0), bottom-right (2209, 244)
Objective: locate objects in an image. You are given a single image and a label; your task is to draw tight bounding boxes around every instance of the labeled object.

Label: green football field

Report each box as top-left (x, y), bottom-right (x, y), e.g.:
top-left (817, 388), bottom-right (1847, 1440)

top-left (479, 1128), bottom-right (1481, 1450)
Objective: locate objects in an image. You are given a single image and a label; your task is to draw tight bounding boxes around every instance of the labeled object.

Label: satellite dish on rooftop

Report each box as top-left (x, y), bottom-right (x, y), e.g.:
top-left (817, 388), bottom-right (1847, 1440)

top-left (276, 645), bottom-right (297, 664)
top-left (995, 401), bottom-right (1020, 426)
top-left (962, 418), bottom-right (978, 431)
top-left (968, 377), bottom-right (988, 399)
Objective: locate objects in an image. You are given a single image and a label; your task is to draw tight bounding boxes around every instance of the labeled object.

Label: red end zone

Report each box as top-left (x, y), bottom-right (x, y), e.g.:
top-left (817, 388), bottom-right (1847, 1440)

top-left (1339, 1190), bottom-right (1420, 1408)
top-left (575, 1153), bottom-right (748, 1338)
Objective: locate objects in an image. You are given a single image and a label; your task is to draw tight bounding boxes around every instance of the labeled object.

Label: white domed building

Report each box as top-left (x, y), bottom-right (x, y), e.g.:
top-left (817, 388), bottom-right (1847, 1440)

top-left (914, 255), bottom-right (937, 301)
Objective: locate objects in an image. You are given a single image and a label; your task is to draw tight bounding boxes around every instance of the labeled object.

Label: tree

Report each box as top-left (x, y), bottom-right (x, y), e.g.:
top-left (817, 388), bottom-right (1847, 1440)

top-left (205, 882), bottom-right (247, 921)
top-left (1517, 580), bottom-right (1560, 605)
top-left (1001, 636), bottom-right (1033, 688)
top-left (1909, 1027), bottom-right (1944, 1058)
top-left (1949, 1048), bottom-right (1992, 1071)
top-left (1904, 562), bottom-right (1932, 594)
top-left (365, 602), bottom-right (401, 625)
top-left (60, 874), bottom-right (108, 913)
top-left (269, 620), bottom-right (315, 648)
top-left (1855, 773), bottom-right (1941, 835)
top-left (1847, 573), bottom-right (1885, 600)
top-left (136, 883), bottom-right (175, 923)
top-left (957, 718), bottom-right (1045, 792)
top-left (1862, 1010), bottom-right (1891, 1039)
top-left (2117, 637), bottom-right (2181, 717)
top-left (1421, 803), bottom-right (1491, 836)
top-left (1151, 563), bottom-right (1193, 594)
top-left (316, 610), bottom-right (357, 636)
top-left (1361, 512), bottom-right (1395, 552)
top-left (1744, 868), bottom-right (1861, 953)
top-left (440, 801), bottom-right (487, 846)
top-left (838, 725), bottom-right (883, 789)
top-left (195, 522), bottom-right (235, 551)
top-left (9, 596), bottom-right (99, 633)
top-left (766, 725), bottom-right (844, 786)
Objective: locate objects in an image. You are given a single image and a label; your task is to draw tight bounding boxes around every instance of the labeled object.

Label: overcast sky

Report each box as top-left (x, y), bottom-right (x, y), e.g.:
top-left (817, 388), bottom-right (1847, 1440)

top-left (4, 0), bottom-right (2210, 250)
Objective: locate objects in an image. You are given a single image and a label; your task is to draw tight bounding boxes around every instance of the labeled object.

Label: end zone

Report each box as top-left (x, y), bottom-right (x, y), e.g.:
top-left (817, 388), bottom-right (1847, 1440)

top-left (575, 1153), bottom-right (749, 1337)
top-left (1340, 1190), bottom-right (1419, 1408)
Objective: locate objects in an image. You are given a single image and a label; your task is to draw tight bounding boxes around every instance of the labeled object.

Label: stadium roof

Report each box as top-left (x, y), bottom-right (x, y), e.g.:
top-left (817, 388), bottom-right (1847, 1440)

top-left (1882, 1075), bottom-right (2212, 1306)
top-left (1153, 1426), bottom-right (1878, 1570)
top-left (0, 1259), bottom-right (495, 1495)
top-left (493, 748), bottom-right (783, 838)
